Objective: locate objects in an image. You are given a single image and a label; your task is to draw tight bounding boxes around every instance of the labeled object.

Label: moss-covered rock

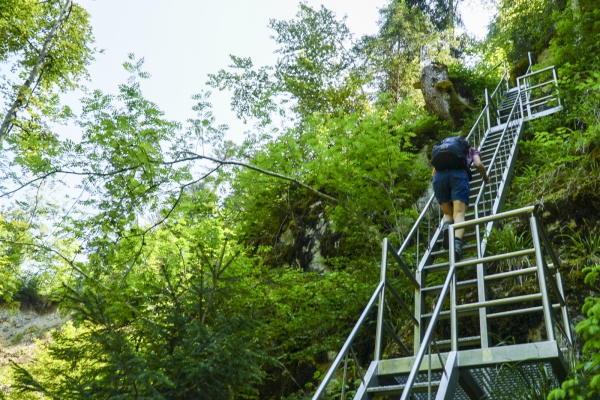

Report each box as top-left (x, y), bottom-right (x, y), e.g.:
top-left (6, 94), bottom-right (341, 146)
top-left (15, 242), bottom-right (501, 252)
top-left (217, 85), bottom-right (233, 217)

top-left (420, 63), bottom-right (471, 128)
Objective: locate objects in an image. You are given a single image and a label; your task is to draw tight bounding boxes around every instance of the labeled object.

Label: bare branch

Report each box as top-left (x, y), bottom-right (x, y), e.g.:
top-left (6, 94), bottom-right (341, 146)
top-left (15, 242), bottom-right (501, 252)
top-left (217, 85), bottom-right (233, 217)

top-left (179, 152), bottom-right (338, 203)
top-left (3, 152), bottom-right (338, 203)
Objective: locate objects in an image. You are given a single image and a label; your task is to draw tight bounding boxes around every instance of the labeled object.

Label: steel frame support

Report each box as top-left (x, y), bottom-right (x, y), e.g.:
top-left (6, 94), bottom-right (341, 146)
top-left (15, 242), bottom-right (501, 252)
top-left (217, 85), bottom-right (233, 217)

top-left (435, 351), bottom-right (459, 400)
top-left (530, 215), bottom-right (555, 341)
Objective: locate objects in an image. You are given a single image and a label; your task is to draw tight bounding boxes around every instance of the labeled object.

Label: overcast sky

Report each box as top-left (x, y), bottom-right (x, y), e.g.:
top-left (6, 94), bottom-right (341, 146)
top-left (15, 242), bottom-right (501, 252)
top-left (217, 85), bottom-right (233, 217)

top-left (70, 0), bottom-right (493, 143)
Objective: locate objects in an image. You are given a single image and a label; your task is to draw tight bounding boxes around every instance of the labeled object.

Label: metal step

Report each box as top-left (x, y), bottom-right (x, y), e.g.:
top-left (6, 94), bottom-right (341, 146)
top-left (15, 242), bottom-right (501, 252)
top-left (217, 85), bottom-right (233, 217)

top-left (434, 335), bottom-right (481, 348)
top-left (367, 381), bottom-right (439, 396)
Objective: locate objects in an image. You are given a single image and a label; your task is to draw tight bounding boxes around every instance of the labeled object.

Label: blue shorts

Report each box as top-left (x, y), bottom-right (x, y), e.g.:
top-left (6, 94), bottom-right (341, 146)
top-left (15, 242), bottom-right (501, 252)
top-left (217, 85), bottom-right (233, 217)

top-left (432, 170), bottom-right (470, 205)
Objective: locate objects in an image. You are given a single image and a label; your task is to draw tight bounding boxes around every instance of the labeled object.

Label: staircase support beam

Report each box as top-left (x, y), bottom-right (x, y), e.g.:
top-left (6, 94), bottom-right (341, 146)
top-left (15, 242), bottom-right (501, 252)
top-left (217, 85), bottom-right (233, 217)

top-left (435, 351), bottom-right (460, 400)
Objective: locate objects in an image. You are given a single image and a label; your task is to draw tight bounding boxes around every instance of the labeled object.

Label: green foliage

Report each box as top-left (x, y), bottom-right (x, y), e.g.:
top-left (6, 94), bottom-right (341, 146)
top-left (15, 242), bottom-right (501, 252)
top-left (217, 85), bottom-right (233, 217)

top-left (208, 4), bottom-right (368, 126)
top-left (487, 0), bottom-right (565, 63)
top-left (361, 0), bottom-right (445, 104)
top-left (0, 0), bottom-right (95, 155)
top-left (561, 220), bottom-right (600, 268)
top-left (8, 190), bottom-right (272, 399)
top-left (232, 97), bottom-right (431, 263)
top-left (549, 265), bottom-right (600, 400)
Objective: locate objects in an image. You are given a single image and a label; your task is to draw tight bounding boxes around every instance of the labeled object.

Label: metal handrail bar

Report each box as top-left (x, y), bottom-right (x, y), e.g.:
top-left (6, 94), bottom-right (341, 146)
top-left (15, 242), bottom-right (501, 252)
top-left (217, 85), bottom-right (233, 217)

top-left (484, 266), bottom-right (538, 281)
top-left (350, 346), bottom-right (365, 383)
top-left (311, 280), bottom-right (384, 399)
top-left (546, 297), bottom-right (572, 342)
top-left (433, 338), bottom-right (448, 377)
top-left (400, 264), bottom-right (457, 400)
top-left (519, 80), bottom-right (558, 94)
top-left (487, 61), bottom-right (504, 73)
top-left (456, 205), bottom-right (535, 229)
top-left (454, 248), bottom-right (536, 269)
top-left (490, 69), bottom-right (509, 100)
top-left (541, 258), bottom-right (567, 307)
top-left (388, 243), bottom-right (420, 289)
top-left (455, 293), bottom-right (542, 311)
top-left (385, 281), bottom-right (419, 326)
top-left (530, 214), bottom-right (556, 341)
top-left (533, 209), bottom-right (564, 274)
top-left (518, 65), bottom-right (557, 80)
top-left (341, 352), bottom-right (348, 400)
top-left (526, 95), bottom-right (557, 107)
top-left (465, 104), bottom-right (490, 141)
top-left (397, 195), bottom-right (436, 255)
top-left (473, 93), bottom-right (523, 223)
top-left (487, 304), bottom-right (560, 319)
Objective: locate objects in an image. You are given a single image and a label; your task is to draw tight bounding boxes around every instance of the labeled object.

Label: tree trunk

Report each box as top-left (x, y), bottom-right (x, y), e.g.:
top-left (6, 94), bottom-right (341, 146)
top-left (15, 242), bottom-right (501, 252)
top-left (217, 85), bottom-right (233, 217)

top-left (0, 0), bottom-right (73, 145)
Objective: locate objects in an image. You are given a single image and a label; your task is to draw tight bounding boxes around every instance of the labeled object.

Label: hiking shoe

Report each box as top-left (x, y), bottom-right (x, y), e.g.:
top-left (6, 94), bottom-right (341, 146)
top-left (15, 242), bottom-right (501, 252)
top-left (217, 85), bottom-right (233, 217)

top-left (454, 238), bottom-right (463, 262)
top-left (442, 221), bottom-right (451, 249)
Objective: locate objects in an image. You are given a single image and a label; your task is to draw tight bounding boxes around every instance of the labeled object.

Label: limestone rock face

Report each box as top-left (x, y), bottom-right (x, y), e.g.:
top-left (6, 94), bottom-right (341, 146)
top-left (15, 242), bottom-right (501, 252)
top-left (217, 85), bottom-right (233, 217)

top-left (420, 63), bottom-right (469, 127)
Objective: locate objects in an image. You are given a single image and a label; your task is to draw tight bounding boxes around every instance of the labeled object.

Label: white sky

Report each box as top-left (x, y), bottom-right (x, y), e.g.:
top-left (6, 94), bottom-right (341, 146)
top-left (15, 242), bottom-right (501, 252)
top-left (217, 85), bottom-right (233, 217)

top-left (69, 0), bottom-right (494, 143)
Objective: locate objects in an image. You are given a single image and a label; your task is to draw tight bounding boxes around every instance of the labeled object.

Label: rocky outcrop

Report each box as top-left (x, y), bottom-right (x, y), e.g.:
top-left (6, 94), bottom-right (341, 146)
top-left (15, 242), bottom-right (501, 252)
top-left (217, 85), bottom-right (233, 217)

top-left (274, 201), bottom-right (334, 273)
top-left (419, 63), bottom-right (470, 127)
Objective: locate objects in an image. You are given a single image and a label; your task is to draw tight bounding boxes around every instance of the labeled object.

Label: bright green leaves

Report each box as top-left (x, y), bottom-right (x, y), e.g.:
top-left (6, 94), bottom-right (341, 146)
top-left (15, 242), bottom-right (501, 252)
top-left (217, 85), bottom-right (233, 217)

top-left (9, 189), bottom-right (271, 399)
top-left (270, 4), bottom-right (368, 117)
top-left (0, 0), bottom-right (93, 89)
top-left (549, 265), bottom-right (600, 399)
top-left (1, 0), bottom-right (94, 151)
top-left (208, 4), bottom-right (368, 127)
top-left (487, 0), bottom-right (559, 63)
top-left (362, 0), bottom-right (445, 104)
top-left (207, 56), bottom-right (280, 126)
top-left (233, 98), bottom-right (430, 261)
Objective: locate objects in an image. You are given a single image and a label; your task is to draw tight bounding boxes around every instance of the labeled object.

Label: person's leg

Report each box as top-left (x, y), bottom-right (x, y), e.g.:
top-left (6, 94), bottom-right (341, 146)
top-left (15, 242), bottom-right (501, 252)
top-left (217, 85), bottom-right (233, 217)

top-left (452, 200), bottom-right (467, 239)
top-left (440, 202), bottom-right (454, 249)
top-left (440, 202), bottom-right (454, 222)
top-left (452, 200), bottom-right (468, 261)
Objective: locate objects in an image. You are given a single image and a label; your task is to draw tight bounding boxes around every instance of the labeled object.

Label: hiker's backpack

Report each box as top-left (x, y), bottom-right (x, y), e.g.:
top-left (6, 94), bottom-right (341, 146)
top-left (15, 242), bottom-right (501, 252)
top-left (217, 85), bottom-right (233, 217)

top-left (431, 136), bottom-right (472, 178)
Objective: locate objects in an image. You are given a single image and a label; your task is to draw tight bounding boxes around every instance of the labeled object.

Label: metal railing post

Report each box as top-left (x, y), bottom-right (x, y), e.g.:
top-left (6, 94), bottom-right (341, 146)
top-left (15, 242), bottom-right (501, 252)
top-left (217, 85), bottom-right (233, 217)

top-left (449, 225), bottom-right (458, 351)
top-left (556, 271), bottom-right (573, 344)
top-left (375, 239), bottom-right (388, 361)
top-left (485, 88), bottom-right (491, 130)
top-left (518, 80), bottom-right (525, 121)
top-left (341, 352), bottom-right (349, 400)
top-left (553, 67), bottom-right (562, 107)
top-left (530, 215), bottom-right (555, 341)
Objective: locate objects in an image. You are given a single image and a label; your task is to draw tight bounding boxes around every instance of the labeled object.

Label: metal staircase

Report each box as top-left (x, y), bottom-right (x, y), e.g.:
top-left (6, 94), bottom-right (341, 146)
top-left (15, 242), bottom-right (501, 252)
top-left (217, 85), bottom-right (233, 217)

top-left (312, 58), bottom-right (570, 400)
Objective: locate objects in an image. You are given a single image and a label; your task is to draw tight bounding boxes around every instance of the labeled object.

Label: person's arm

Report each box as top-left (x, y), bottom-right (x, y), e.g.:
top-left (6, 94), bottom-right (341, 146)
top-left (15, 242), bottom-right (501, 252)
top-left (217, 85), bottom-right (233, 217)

top-left (472, 154), bottom-right (490, 183)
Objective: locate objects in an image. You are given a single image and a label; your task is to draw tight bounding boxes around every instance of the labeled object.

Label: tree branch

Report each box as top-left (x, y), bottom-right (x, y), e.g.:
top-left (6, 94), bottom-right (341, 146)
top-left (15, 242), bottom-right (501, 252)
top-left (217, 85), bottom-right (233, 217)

top-left (3, 152), bottom-right (338, 203)
top-left (178, 152), bottom-right (338, 203)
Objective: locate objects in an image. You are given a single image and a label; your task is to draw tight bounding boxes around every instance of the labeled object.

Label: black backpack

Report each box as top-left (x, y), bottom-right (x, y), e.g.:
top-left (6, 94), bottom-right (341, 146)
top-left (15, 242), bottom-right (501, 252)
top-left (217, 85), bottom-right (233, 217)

top-left (431, 136), bottom-right (472, 178)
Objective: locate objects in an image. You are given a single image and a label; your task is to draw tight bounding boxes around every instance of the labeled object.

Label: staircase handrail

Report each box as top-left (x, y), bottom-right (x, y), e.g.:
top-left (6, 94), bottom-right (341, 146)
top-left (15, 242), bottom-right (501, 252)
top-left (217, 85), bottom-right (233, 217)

top-left (399, 261), bottom-right (457, 400)
top-left (312, 64), bottom-right (514, 399)
top-left (517, 65), bottom-right (561, 119)
top-left (398, 83), bottom-right (495, 265)
top-left (401, 205), bottom-right (573, 399)
top-left (473, 83), bottom-right (524, 255)
top-left (311, 281), bottom-right (385, 399)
